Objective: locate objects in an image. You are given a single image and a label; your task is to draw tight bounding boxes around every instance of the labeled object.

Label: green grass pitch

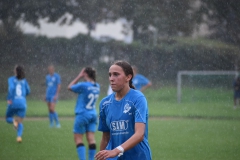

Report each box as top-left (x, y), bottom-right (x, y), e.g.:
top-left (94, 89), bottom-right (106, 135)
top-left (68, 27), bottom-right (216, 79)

top-left (0, 87), bottom-right (240, 159)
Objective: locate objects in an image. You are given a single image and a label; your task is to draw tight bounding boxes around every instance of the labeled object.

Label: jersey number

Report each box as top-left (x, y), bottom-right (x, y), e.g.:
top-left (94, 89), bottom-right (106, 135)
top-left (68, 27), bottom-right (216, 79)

top-left (16, 84), bottom-right (22, 96)
top-left (86, 93), bottom-right (99, 109)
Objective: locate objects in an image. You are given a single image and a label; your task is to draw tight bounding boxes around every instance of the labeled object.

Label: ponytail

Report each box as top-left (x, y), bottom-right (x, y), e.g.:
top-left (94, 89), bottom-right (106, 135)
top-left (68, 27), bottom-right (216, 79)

top-left (129, 79), bottom-right (135, 89)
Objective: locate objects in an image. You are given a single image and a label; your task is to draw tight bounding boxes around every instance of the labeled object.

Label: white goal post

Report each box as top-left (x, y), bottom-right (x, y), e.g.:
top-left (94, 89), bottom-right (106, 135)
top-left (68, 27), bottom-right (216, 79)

top-left (177, 70), bottom-right (239, 103)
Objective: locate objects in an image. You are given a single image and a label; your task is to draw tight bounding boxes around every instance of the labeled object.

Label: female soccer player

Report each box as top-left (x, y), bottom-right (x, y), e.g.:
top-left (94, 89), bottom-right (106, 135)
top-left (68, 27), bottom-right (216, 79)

top-left (45, 65), bottom-right (61, 128)
top-left (68, 67), bottom-right (100, 160)
top-left (95, 60), bottom-right (152, 160)
top-left (5, 65), bottom-right (30, 143)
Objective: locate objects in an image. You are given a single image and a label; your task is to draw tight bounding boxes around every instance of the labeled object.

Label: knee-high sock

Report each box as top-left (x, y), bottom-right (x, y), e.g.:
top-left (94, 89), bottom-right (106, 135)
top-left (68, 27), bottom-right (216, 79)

top-left (53, 112), bottom-right (60, 124)
top-left (49, 113), bottom-right (54, 125)
top-left (88, 149), bottom-right (96, 160)
top-left (76, 144), bottom-right (86, 160)
top-left (88, 144), bottom-right (96, 160)
top-left (17, 123), bottom-right (23, 137)
top-left (6, 117), bottom-right (13, 124)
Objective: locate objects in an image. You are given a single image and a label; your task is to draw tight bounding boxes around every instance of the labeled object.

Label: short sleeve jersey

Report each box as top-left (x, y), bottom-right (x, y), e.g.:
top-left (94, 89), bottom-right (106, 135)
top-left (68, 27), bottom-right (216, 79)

top-left (70, 82), bottom-right (100, 115)
top-left (46, 73), bottom-right (61, 97)
top-left (7, 76), bottom-right (30, 107)
top-left (98, 89), bottom-right (152, 160)
top-left (132, 74), bottom-right (150, 90)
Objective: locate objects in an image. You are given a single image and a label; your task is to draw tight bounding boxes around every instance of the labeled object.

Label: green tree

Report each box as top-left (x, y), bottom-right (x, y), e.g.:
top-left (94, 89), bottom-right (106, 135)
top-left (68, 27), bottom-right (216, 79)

top-left (200, 0), bottom-right (240, 44)
top-left (119, 0), bottom-right (198, 42)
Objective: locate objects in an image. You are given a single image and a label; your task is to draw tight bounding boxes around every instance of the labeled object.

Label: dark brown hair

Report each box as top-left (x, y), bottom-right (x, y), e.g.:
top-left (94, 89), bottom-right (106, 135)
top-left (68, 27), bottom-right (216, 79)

top-left (113, 60), bottom-right (135, 89)
top-left (84, 67), bottom-right (96, 82)
top-left (15, 65), bottom-right (25, 80)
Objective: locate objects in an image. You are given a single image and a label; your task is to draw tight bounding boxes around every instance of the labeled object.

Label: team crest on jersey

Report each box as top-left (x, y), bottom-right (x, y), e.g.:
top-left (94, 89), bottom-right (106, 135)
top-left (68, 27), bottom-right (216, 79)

top-left (123, 103), bottom-right (131, 114)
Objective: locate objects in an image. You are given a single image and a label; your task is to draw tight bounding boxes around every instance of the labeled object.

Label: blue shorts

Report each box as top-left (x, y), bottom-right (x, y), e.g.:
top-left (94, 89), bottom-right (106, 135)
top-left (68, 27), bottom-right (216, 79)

top-left (73, 114), bottom-right (97, 134)
top-left (46, 96), bottom-right (57, 103)
top-left (234, 91), bottom-right (240, 98)
top-left (5, 104), bottom-right (26, 118)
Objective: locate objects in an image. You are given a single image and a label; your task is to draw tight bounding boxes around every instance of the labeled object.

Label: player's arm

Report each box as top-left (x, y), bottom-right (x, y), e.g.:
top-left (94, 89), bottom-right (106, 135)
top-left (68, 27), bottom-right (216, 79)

top-left (118, 123), bottom-right (145, 151)
top-left (100, 132), bottom-right (110, 150)
top-left (54, 84), bottom-right (61, 99)
top-left (67, 68), bottom-right (85, 91)
top-left (141, 81), bottom-right (152, 92)
top-left (95, 123), bottom-right (145, 159)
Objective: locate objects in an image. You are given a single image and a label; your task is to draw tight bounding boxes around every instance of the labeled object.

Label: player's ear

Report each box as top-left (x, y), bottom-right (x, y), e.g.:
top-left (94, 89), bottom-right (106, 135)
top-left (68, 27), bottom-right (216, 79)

top-left (126, 74), bottom-right (132, 82)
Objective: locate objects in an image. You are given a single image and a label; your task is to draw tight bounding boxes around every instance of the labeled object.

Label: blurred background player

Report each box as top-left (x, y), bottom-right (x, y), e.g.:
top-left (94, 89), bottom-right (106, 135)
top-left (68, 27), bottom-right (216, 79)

top-left (68, 67), bottom-right (100, 160)
top-left (233, 76), bottom-right (240, 109)
top-left (5, 65), bottom-right (30, 143)
top-left (95, 60), bottom-right (152, 160)
top-left (45, 65), bottom-right (61, 128)
top-left (107, 85), bottom-right (113, 95)
top-left (132, 66), bottom-right (152, 92)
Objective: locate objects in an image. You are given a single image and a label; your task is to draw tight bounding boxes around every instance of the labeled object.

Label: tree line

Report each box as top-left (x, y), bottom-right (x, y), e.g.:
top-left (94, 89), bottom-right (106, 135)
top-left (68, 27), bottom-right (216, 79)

top-left (1, 0), bottom-right (240, 45)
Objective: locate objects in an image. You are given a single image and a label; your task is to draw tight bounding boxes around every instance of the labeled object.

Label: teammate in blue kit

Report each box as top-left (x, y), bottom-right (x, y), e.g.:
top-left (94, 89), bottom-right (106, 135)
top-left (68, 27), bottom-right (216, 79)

top-left (132, 66), bottom-right (152, 92)
top-left (5, 65), bottom-right (30, 143)
top-left (68, 67), bottom-right (100, 160)
top-left (95, 61), bottom-right (152, 160)
top-left (45, 65), bottom-right (61, 128)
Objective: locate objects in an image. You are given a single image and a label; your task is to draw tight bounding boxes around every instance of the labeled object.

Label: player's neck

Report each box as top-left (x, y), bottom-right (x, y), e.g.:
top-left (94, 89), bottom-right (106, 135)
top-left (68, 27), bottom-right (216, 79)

top-left (115, 86), bottom-right (130, 101)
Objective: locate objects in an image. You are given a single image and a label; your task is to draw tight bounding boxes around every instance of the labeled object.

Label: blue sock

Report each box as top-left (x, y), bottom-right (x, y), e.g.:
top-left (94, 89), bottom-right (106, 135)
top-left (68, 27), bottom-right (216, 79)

top-left (17, 123), bottom-right (23, 137)
top-left (88, 149), bottom-right (96, 160)
top-left (53, 112), bottom-right (60, 125)
top-left (49, 113), bottom-right (54, 126)
top-left (77, 145), bottom-right (86, 160)
top-left (6, 117), bottom-right (13, 124)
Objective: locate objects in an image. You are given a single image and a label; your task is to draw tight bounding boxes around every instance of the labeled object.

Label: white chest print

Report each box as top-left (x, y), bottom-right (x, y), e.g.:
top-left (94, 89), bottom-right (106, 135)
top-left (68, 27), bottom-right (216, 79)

top-left (123, 103), bottom-right (131, 114)
top-left (110, 120), bottom-right (128, 131)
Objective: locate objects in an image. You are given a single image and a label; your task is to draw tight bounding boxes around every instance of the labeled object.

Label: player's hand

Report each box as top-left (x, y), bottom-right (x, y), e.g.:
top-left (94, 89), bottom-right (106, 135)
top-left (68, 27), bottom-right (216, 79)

top-left (53, 95), bottom-right (58, 101)
top-left (95, 149), bottom-right (119, 160)
top-left (7, 100), bottom-right (12, 104)
top-left (78, 68), bottom-right (85, 78)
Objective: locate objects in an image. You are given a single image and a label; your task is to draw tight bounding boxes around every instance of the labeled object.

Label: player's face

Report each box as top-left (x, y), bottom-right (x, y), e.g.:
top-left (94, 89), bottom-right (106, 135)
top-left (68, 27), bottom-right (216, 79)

top-left (109, 65), bottom-right (131, 92)
top-left (48, 66), bottom-right (54, 75)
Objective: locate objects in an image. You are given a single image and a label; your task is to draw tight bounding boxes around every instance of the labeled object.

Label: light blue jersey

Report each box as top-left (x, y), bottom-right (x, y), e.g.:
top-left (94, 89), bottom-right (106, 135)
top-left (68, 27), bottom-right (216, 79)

top-left (45, 73), bottom-right (61, 98)
top-left (98, 89), bottom-right (152, 160)
top-left (71, 82), bottom-right (100, 134)
top-left (133, 74), bottom-right (150, 90)
top-left (7, 76), bottom-right (30, 108)
top-left (71, 82), bottom-right (100, 114)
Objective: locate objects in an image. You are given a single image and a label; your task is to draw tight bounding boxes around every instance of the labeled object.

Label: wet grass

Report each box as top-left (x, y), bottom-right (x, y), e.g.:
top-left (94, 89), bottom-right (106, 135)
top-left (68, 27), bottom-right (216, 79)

top-left (1, 86), bottom-right (239, 160)
top-left (0, 119), bottom-right (240, 160)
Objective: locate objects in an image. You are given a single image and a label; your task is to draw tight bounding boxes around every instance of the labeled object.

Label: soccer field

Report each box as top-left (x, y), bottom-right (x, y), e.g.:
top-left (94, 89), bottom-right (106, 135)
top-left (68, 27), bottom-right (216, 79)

top-left (1, 87), bottom-right (240, 159)
top-left (0, 118), bottom-right (240, 160)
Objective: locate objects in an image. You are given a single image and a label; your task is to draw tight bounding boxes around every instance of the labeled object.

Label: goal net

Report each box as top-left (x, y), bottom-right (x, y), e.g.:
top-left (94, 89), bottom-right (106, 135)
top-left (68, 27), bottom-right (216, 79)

top-left (177, 71), bottom-right (239, 103)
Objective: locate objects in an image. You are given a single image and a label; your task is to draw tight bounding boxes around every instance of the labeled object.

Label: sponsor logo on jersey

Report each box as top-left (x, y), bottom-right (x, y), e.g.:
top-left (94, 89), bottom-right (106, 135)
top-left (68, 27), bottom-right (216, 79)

top-left (123, 103), bottom-right (131, 114)
top-left (110, 120), bottom-right (128, 131)
top-left (87, 86), bottom-right (100, 93)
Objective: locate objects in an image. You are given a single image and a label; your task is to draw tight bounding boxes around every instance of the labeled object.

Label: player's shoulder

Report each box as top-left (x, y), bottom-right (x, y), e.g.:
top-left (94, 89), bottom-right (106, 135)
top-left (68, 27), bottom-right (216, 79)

top-left (100, 94), bottom-right (114, 107)
top-left (8, 76), bottom-right (15, 81)
top-left (128, 89), bottom-right (144, 97)
top-left (54, 73), bottom-right (60, 77)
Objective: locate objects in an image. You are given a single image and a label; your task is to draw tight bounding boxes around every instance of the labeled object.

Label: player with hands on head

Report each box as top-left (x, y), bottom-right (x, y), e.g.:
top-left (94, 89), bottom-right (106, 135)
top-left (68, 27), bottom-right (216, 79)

top-left (95, 60), bottom-right (152, 160)
top-left (5, 65), bottom-right (30, 143)
top-left (45, 65), bottom-right (61, 128)
top-left (68, 67), bottom-right (100, 160)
